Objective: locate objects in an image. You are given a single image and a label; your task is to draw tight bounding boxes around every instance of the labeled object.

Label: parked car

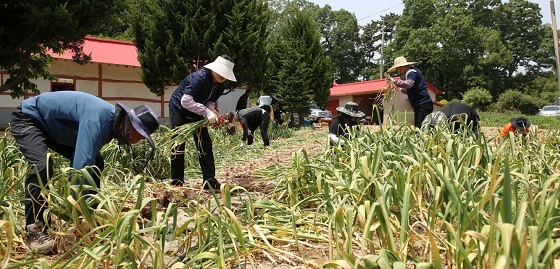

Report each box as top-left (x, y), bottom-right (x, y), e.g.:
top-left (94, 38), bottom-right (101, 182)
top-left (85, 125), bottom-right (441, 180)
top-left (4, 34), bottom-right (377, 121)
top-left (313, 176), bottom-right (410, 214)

top-left (307, 102), bottom-right (332, 123)
top-left (539, 105), bottom-right (560, 116)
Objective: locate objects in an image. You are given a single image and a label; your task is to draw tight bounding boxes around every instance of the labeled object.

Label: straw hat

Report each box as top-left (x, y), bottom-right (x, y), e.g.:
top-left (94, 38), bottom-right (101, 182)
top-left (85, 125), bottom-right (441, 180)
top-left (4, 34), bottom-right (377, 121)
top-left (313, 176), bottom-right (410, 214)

top-left (336, 102), bottom-right (365, 118)
top-left (204, 56), bottom-right (237, 82)
top-left (387, 56), bottom-right (417, 72)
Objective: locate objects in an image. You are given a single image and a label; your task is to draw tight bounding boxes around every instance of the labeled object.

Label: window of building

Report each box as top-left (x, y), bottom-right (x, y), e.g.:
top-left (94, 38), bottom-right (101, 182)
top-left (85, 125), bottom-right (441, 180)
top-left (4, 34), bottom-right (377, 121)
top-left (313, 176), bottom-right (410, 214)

top-left (51, 78), bottom-right (75, 92)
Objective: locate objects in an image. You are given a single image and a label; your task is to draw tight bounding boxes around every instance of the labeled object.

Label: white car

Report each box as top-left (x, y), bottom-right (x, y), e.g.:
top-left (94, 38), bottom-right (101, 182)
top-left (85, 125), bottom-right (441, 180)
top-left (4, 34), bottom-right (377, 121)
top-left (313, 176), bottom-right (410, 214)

top-left (308, 102), bottom-right (332, 122)
top-left (539, 105), bottom-right (560, 116)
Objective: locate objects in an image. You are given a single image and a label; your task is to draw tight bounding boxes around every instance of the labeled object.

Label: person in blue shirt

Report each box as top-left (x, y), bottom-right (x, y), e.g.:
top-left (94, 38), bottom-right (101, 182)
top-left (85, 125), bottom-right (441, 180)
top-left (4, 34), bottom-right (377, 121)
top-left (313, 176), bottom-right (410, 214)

top-left (10, 91), bottom-right (160, 255)
top-left (387, 56), bottom-right (434, 128)
top-left (168, 55), bottom-right (236, 190)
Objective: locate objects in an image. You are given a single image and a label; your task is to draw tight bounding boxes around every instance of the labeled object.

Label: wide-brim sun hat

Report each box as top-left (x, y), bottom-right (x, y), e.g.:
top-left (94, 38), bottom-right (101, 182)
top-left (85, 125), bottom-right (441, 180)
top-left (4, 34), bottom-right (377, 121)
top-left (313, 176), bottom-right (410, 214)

top-left (388, 56), bottom-right (418, 72)
top-left (511, 116), bottom-right (531, 130)
top-left (204, 56), bottom-right (237, 82)
top-left (336, 102), bottom-right (365, 118)
top-left (116, 102), bottom-right (160, 149)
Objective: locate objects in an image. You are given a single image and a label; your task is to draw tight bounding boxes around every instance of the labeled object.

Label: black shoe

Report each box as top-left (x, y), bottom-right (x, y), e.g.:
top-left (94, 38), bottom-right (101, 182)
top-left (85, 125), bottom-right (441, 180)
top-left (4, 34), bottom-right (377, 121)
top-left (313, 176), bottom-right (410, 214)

top-left (203, 178), bottom-right (221, 191)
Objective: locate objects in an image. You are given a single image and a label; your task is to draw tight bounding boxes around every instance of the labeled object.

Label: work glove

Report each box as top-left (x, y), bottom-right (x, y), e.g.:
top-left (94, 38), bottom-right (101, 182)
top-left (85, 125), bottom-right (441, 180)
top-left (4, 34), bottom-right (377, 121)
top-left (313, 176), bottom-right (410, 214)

top-left (206, 111), bottom-right (218, 124)
top-left (386, 77), bottom-right (395, 85)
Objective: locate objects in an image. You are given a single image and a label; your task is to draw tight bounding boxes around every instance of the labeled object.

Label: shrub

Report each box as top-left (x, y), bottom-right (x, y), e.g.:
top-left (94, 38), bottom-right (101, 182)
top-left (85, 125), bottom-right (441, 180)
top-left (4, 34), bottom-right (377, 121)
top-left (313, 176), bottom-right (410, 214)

top-left (496, 90), bottom-right (548, 115)
top-left (462, 87), bottom-right (493, 111)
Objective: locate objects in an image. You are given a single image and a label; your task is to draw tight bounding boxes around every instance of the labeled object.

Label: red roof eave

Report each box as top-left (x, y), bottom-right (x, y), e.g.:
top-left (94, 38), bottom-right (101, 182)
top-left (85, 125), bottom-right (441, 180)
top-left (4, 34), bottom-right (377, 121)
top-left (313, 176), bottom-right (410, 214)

top-left (330, 78), bottom-right (444, 97)
top-left (49, 36), bottom-right (140, 67)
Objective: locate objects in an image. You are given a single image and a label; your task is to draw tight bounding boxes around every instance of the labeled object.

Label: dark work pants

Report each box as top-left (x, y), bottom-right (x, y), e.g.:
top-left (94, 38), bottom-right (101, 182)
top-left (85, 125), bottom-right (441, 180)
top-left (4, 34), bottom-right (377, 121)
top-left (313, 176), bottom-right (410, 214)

top-left (169, 110), bottom-right (215, 185)
top-left (10, 107), bottom-right (103, 227)
top-left (413, 102), bottom-right (434, 129)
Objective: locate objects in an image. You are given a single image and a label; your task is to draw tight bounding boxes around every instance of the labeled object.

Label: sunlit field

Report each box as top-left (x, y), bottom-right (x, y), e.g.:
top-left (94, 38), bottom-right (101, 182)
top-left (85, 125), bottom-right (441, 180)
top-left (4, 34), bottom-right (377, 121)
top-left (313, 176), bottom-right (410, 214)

top-left (1, 112), bottom-right (560, 268)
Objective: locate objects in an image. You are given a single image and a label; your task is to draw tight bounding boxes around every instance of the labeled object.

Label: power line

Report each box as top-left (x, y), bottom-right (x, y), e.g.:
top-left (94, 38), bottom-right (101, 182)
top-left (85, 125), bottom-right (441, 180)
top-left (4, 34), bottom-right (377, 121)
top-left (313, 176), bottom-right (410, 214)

top-left (358, 3), bottom-right (404, 22)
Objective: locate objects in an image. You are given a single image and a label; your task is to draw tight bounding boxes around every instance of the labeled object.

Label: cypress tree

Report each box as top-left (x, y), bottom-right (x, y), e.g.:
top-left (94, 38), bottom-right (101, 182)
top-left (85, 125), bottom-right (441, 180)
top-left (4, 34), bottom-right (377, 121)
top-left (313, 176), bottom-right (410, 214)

top-left (131, 0), bottom-right (269, 95)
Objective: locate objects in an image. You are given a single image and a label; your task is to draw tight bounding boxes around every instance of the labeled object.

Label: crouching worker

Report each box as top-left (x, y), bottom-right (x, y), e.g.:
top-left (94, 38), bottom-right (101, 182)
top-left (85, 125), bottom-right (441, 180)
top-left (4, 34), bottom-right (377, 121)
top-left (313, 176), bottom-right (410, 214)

top-left (10, 91), bottom-right (160, 255)
top-left (237, 105), bottom-right (271, 146)
top-left (329, 102), bottom-right (365, 146)
top-left (421, 102), bottom-right (480, 137)
top-left (500, 117), bottom-right (533, 138)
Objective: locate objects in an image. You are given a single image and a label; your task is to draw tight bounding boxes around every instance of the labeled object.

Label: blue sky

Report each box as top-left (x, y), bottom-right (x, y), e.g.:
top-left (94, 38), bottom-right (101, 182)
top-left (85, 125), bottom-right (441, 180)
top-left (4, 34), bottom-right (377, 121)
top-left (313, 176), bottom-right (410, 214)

top-left (308, 0), bottom-right (554, 26)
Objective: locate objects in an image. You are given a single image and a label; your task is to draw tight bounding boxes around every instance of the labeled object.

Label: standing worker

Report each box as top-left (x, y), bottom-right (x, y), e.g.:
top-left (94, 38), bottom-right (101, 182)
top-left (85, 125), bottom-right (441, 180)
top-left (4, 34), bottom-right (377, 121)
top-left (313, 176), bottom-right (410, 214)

top-left (168, 55), bottom-right (237, 190)
top-left (235, 89), bottom-right (251, 113)
top-left (386, 56), bottom-right (433, 128)
top-left (10, 91), bottom-right (160, 254)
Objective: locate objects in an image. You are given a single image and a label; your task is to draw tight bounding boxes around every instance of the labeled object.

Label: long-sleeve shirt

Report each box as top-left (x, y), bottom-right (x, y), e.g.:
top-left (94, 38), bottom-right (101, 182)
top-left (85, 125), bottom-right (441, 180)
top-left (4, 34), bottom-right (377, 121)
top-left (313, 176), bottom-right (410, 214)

top-left (237, 107), bottom-right (270, 146)
top-left (21, 91), bottom-right (116, 170)
top-left (394, 67), bottom-right (432, 108)
top-left (169, 68), bottom-right (225, 119)
top-left (328, 115), bottom-right (359, 145)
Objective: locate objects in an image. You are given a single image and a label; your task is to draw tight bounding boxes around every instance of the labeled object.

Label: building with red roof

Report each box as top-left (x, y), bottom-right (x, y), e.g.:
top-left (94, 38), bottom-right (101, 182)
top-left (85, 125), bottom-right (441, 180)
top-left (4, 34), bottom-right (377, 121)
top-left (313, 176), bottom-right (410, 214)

top-left (326, 78), bottom-right (444, 125)
top-left (0, 37), bottom-right (168, 125)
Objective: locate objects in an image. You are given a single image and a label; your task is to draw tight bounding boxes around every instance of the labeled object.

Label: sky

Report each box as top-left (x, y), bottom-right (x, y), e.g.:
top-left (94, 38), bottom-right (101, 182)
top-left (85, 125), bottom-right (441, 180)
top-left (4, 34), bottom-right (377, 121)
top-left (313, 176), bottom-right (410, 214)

top-left (308, 0), bottom-right (556, 26)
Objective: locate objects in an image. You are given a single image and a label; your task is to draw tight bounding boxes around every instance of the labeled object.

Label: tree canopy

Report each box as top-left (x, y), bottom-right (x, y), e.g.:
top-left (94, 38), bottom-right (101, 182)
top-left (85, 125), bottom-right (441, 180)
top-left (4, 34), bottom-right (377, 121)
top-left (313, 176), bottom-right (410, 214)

top-left (2, 0), bottom-right (559, 111)
top-left (130, 0), bottom-right (270, 96)
top-left (269, 10), bottom-right (331, 120)
top-left (0, 0), bottom-right (122, 97)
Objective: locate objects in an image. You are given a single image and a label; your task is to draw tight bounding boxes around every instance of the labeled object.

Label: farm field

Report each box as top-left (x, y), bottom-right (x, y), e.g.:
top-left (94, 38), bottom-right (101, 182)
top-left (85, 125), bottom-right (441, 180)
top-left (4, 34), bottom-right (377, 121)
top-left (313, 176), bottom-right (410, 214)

top-left (1, 116), bottom-right (560, 268)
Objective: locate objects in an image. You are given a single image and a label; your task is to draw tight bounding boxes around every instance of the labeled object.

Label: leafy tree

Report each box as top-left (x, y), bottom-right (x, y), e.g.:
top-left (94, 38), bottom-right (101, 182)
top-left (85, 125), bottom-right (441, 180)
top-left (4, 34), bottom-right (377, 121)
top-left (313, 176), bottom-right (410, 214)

top-left (131, 0), bottom-right (270, 96)
top-left (0, 1), bottom-right (122, 97)
top-left (270, 10), bottom-right (331, 124)
top-left (314, 5), bottom-right (361, 83)
top-left (360, 13), bottom-right (399, 80)
top-left (389, 0), bottom-right (551, 101)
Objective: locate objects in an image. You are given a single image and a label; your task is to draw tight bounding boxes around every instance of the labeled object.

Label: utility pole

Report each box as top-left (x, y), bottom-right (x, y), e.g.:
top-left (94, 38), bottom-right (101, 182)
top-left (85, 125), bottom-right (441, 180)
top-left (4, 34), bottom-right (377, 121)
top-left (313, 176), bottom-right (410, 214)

top-left (379, 26), bottom-right (387, 79)
top-left (551, 0), bottom-right (560, 95)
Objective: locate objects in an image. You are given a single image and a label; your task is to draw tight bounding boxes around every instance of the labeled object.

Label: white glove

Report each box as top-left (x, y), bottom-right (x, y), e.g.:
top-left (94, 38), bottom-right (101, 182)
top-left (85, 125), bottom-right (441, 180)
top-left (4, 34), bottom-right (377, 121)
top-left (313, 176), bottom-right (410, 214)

top-left (206, 111), bottom-right (217, 124)
top-left (387, 77), bottom-right (395, 85)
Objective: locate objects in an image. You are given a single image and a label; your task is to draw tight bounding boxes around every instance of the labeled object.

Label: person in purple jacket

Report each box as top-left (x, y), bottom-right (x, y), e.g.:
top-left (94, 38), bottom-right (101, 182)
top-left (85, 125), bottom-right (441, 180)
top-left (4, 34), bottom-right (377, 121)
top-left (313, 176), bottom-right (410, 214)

top-left (387, 56), bottom-right (434, 128)
top-left (168, 55), bottom-right (236, 190)
top-left (10, 91), bottom-right (160, 254)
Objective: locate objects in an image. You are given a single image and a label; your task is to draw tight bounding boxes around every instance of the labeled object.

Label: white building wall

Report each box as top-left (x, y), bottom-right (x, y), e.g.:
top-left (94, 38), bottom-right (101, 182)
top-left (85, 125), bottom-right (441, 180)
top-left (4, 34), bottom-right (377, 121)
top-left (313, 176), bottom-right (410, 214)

top-left (51, 60), bottom-right (99, 77)
top-left (0, 60), bottom-right (166, 127)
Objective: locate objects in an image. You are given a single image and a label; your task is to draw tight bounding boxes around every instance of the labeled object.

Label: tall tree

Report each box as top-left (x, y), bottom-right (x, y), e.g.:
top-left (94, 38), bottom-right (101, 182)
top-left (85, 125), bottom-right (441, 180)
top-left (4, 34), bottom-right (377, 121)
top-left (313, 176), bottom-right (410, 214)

top-left (0, 1), bottom-right (122, 97)
top-left (390, 0), bottom-right (551, 100)
top-left (314, 5), bottom-right (361, 83)
top-left (270, 10), bottom-right (331, 122)
top-left (360, 13), bottom-right (399, 80)
top-left (131, 0), bottom-right (270, 96)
